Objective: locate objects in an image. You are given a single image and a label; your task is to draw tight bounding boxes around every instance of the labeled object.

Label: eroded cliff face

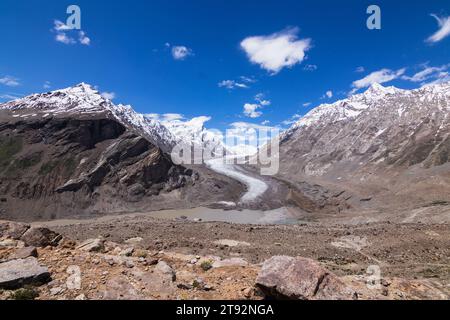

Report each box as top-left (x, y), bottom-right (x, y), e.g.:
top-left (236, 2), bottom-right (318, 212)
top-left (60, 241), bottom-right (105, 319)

top-left (0, 116), bottom-right (201, 220)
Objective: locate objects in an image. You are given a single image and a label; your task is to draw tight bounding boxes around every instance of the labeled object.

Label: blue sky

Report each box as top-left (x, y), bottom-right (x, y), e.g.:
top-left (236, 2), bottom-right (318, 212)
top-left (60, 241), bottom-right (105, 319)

top-left (0, 0), bottom-right (449, 131)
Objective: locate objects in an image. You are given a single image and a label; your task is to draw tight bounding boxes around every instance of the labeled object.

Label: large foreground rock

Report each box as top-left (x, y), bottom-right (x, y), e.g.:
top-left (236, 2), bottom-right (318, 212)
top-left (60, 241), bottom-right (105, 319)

top-left (20, 227), bottom-right (62, 247)
top-left (256, 256), bottom-right (357, 300)
top-left (0, 257), bottom-right (51, 289)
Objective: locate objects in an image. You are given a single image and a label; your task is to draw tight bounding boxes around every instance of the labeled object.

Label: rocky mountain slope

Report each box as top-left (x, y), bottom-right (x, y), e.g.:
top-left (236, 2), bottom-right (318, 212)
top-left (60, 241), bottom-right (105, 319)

top-left (0, 84), bottom-right (241, 221)
top-left (277, 81), bottom-right (450, 217)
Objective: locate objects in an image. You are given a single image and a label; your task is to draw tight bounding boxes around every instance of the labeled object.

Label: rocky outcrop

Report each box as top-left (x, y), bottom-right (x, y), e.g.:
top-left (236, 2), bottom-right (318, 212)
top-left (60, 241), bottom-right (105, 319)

top-left (0, 222), bottom-right (30, 240)
top-left (256, 256), bottom-right (357, 300)
top-left (0, 257), bottom-right (51, 289)
top-left (20, 227), bottom-right (62, 247)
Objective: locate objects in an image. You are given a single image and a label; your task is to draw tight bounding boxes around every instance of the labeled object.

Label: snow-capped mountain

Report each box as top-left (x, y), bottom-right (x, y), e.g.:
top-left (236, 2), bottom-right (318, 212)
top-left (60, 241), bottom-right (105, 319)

top-left (144, 115), bottom-right (227, 157)
top-left (278, 81), bottom-right (450, 178)
top-left (0, 83), bottom-right (225, 154)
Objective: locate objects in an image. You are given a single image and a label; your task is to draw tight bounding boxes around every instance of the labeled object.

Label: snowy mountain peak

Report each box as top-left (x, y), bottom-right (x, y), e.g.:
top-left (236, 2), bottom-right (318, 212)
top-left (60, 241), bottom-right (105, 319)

top-left (0, 84), bottom-right (225, 155)
top-left (283, 82), bottom-right (450, 141)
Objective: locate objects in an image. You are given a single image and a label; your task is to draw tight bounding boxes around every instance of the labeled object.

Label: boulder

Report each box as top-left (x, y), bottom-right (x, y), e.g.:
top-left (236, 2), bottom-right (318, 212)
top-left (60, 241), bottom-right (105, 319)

top-left (0, 222), bottom-right (30, 240)
top-left (20, 227), bottom-right (62, 247)
top-left (256, 256), bottom-right (357, 300)
top-left (9, 246), bottom-right (38, 260)
top-left (155, 261), bottom-right (176, 281)
top-left (0, 257), bottom-right (51, 289)
top-left (76, 238), bottom-right (105, 252)
top-left (212, 258), bottom-right (248, 268)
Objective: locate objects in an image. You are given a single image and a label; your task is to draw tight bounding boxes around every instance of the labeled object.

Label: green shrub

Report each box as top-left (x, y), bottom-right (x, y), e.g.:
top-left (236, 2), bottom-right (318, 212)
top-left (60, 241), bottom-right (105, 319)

top-left (200, 260), bottom-right (213, 272)
top-left (9, 287), bottom-right (39, 300)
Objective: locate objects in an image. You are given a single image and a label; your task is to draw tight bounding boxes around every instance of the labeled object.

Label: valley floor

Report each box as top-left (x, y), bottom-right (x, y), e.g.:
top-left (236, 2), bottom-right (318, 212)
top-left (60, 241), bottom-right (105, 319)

top-left (45, 215), bottom-right (449, 293)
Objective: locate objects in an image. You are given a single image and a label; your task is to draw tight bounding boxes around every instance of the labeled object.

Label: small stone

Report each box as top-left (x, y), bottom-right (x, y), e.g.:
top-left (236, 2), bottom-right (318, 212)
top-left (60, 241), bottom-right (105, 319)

top-left (243, 287), bottom-right (253, 298)
top-left (75, 294), bottom-right (86, 300)
top-left (50, 287), bottom-right (64, 296)
top-left (119, 247), bottom-right (134, 257)
top-left (124, 237), bottom-right (143, 246)
top-left (76, 239), bottom-right (105, 253)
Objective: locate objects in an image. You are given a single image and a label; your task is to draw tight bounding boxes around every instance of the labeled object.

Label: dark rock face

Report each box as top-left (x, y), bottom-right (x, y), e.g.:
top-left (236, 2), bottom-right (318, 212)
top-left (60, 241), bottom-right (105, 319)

top-left (20, 227), bottom-right (62, 247)
top-left (0, 117), bottom-right (195, 221)
top-left (256, 256), bottom-right (357, 300)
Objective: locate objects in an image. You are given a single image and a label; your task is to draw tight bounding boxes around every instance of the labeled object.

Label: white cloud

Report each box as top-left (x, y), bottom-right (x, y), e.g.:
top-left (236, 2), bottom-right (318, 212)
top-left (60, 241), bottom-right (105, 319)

top-left (355, 66), bottom-right (365, 73)
top-left (101, 91), bottom-right (116, 100)
top-left (302, 102), bottom-right (312, 107)
top-left (226, 121), bottom-right (279, 155)
top-left (53, 20), bottom-right (72, 31)
top-left (242, 93), bottom-right (272, 118)
top-left (52, 20), bottom-right (91, 45)
top-left (326, 90), bottom-right (333, 98)
top-left (426, 14), bottom-right (450, 43)
top-left (255, 93), bottom-right (271, 106)
top-left (79, 31), bottom-right (91, 45)
top-left (240, 27), bottom-right (312, 74)
top-left (218, 80), bottom-right (248, 89)
top-left (243, 103), bottom-right (262, 118)
top-left (0, 76), bottom-right (20, 87)
top-left (261, 120), bottom-right (270, 125)
top-left (402, 64), bottom-right (450, 83)
top-left (171, 46), bottom-right (193, 60)
top-left (55, 32), bottom-right (76, 44)
top-left (43, 81), bottom-right (51, 89)
top-left (351, 68), bottom-right (406, 92)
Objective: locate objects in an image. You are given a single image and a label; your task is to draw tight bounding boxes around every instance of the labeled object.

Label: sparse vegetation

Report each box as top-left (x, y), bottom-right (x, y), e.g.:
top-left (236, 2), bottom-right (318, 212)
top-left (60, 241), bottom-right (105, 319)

top-left (38, 157), bottom-right (77, 177)
top-left (9, 286), bottom-right (39, 300)
top-left (4, 151), bottom-right (42, 176)
top-left (39, 160), bottom-right (59, 175)
top-left (200, 260), bottom-right (213, 271)
top-left (0, 136), bottom-right (23, 168)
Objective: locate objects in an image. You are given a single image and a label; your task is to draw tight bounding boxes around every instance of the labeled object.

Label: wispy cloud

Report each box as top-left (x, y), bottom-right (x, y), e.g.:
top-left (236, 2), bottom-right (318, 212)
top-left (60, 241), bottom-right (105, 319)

top-left (355, 66), bottom-right (365, 73)
top-left (426, 14), bottom-right (450, 43)
top-left (282, 114), bottom-right (302, 126)
top-left (402, 63), bottom-right (450, 83)
top-left (303, 64), bottom-right (317, 71)
top-left (43, 81), bottom-right (51, 89)
top-left (218, 80), bottom-right (248, 89)
top-left (302, 102), bottom-right (312, 107)
top-left (351, 68), bottom-right (406, 93)
top-left (325, 90), bottom-right (333, 98)
top-left (52, 20), bottom-right (90, 46)
top-left (240, 27), bottom-right (312, 74)
top-left (0, 76), bottom-right (20, 87)
top-left (0, 93), bottom-right (22, 101)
